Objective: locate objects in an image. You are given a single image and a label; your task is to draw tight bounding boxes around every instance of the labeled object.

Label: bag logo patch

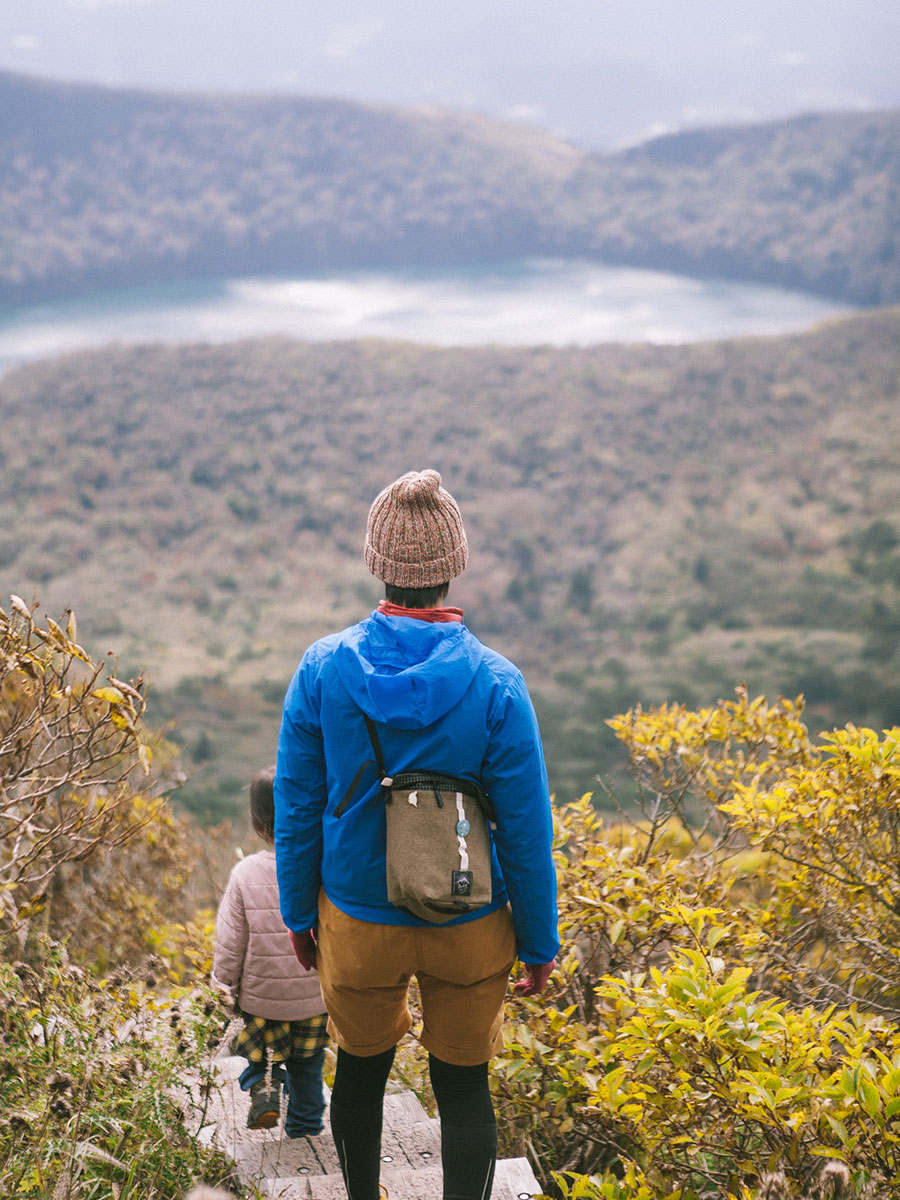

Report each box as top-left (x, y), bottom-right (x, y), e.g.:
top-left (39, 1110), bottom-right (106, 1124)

top-left (451, 870), bottom-right (474, 896)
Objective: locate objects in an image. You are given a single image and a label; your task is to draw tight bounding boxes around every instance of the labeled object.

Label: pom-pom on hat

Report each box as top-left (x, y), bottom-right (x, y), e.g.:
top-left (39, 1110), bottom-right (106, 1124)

top-left (365, 469), bottom-right (468, 588)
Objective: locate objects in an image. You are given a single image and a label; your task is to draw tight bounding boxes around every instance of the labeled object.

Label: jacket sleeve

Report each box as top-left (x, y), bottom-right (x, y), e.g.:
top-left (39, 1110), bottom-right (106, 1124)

top-left (212, 866), bottom-right (248, 994)
top-left (274, 646), bottom-right (329, 932)
top-left (481, 671), bottom-right (560, 965)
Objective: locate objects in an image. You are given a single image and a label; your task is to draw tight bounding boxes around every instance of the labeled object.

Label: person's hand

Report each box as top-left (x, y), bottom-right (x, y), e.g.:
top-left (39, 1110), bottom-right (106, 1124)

top-left (289, 928), bottom-right (318, 970)
top-left (512, 959), bottom-right (556, 997)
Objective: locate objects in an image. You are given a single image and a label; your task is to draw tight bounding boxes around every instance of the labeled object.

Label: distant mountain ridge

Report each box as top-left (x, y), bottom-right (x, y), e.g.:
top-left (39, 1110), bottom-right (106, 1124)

top-left (575, 111), bottom-right (900, 303)
top-left (4, 0), bottom-right (897, 151)
top-left (1, 70), bottom-right (898, 308)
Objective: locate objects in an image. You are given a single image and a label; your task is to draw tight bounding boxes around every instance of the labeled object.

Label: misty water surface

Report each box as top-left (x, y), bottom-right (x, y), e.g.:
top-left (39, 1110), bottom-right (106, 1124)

top-left (0, 258), bottom-right (855, 374)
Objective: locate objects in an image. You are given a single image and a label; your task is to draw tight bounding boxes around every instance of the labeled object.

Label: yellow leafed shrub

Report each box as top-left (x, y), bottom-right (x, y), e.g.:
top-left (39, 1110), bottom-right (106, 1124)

top-left (494, 689), bottom-right (900, 1199)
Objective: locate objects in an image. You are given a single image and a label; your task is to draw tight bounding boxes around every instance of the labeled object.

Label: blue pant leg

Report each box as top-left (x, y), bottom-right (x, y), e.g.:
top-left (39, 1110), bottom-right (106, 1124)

top-left (238, 1059), bottom-right (286, 1092)
top-left (282, 1047), bottom-right (326, 1136)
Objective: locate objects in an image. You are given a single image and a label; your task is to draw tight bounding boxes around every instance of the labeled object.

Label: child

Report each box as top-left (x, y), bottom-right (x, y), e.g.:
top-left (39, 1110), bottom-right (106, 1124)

top-left (212, 765), bottom-right (328, 1135)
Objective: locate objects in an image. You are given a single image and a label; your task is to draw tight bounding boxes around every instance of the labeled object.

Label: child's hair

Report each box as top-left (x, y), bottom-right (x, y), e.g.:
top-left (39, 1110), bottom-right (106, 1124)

top-left (249, 765), bottom-right (276, 842)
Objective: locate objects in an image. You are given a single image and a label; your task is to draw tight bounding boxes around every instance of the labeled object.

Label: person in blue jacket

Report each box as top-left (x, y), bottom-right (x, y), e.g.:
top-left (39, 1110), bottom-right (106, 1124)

top-left (274, 468), bottom-right (559, 1200)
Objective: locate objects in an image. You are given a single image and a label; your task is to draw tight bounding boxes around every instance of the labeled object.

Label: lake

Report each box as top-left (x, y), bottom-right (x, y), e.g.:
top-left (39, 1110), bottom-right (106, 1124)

top-left (0, 257), bottom-right (855, 374)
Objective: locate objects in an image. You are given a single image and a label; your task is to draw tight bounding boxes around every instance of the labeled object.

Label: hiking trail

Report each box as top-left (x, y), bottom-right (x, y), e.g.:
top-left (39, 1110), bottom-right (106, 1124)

top-left (194, 1051), bottom-right (543, 1199)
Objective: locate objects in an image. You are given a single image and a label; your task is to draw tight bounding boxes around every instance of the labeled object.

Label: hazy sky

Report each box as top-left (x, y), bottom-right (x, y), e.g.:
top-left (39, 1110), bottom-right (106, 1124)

top-left (2, 0), bottom-right (899, 148)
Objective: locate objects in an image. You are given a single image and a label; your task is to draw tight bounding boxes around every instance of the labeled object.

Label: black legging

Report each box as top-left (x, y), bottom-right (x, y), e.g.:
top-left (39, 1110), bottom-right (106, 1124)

top-left (329, 1045), bottom-right (395, 1200)
top-left (329, 1047), bottom-right (497, 1200)
top-left (429, 1053), bottom-right (498, 1200)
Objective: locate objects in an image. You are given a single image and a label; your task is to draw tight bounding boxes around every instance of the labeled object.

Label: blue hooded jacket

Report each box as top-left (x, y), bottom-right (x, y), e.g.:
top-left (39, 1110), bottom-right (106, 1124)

top-left (274, 610), bottom-right (560, 964)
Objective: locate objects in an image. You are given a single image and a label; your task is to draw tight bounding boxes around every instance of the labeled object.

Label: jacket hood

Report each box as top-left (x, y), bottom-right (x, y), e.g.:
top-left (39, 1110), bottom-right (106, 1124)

top-left (332, 612), bottom-right (484, 729)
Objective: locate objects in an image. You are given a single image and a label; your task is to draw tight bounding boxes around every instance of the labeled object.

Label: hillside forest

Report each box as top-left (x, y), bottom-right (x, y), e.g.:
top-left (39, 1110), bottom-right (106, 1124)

top-left (2, 307), bottom-right (899, 818)
top-left (1, 71), bottom-right (899, 310)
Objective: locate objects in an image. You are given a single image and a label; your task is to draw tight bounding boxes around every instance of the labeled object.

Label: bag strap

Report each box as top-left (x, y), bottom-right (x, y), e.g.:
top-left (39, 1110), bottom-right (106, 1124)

top-left (363, 714), bottom-right (390, 783)
top-left (334, 756), bottom-right (374, 818)
top-left (334, 711), bottom-right (496, 824)
top-left (334, 713), bottom-right (392, 818)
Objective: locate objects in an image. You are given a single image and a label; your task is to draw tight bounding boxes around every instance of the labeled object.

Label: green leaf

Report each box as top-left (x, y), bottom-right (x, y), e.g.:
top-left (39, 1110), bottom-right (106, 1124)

top-left (858, 1077), bottom-right (881, 1119)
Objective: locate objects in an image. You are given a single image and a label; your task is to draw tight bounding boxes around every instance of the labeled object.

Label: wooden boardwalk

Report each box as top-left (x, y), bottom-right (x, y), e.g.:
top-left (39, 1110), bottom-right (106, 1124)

top-left (197, 1054), bottom-right (544, 1199)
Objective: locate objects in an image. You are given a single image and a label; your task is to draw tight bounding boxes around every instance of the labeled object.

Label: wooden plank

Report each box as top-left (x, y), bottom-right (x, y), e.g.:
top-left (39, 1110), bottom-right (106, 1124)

top-left (233, 1129), bottom-right (342, 1181)
top-left (263, 1158), bottom-right (543, 1200)
top-left (203, 1051), bottom-right (544, 1199)
top-left (379, 1115), bottom-right (442, 1165)
top-left (383, 1091), bottom-right (430, 1123)
top-left (493, 1156), bottom-right (543, 1198)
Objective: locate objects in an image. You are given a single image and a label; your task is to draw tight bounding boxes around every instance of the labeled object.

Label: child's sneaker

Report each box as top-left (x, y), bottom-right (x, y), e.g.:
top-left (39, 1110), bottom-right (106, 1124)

top-left (247, 1082), bottom-right (280, 1129)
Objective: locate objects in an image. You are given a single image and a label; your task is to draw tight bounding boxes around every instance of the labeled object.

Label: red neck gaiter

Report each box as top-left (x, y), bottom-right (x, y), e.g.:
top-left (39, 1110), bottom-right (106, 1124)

top-left (377, 600), bottom-right (464, 624)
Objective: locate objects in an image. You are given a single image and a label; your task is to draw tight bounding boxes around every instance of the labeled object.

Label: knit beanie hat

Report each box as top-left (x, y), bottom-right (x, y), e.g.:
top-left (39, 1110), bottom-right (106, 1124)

top-left (365, 469), bottom-right (468, 588)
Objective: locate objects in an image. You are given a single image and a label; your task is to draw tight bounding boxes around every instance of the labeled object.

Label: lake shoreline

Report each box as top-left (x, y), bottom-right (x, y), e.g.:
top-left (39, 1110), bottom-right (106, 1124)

top-left (0, 257), bottom-right (857, 375)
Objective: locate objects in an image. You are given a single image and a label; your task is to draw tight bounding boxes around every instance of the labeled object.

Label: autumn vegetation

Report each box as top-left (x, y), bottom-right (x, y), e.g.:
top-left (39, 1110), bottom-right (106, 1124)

top-left (4, 597), bottom-right (900, 1198)
top-left (1, 71), bottom-right (898, 309)
top-left (491, 690), bottom-right (900, 1199)
top-left (0, 598), bottom-right (239, 1198)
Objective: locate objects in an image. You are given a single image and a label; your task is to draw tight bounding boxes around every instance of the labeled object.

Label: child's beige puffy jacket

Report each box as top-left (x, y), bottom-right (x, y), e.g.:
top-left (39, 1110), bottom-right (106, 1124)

top-left (212, 849), bottom-right (326, 1020)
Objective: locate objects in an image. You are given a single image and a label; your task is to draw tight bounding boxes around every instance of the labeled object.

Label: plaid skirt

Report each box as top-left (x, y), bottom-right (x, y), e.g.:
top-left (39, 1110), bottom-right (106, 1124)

top-left (230, 1011), bottom-right (329, 1064)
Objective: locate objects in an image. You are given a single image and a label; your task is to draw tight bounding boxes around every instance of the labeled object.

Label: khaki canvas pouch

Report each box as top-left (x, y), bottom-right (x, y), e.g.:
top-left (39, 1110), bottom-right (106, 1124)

top-left (335, 713), bottom-right (496, 925)
top-left (384, 772), bottom-right (494, 923)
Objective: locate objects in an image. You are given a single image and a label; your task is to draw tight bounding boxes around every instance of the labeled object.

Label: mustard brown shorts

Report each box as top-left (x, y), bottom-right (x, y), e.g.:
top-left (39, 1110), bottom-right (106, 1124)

top-left (315, 891), bottom-right (517, 1066)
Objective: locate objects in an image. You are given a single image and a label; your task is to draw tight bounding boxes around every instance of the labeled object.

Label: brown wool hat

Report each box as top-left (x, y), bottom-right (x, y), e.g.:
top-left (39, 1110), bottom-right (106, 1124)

top-left (365, 469), bottom-right (468, 588)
